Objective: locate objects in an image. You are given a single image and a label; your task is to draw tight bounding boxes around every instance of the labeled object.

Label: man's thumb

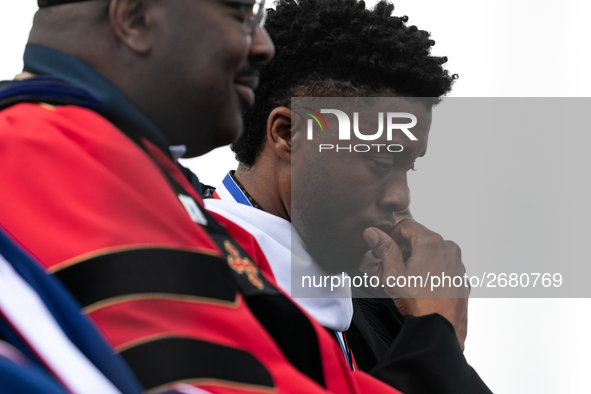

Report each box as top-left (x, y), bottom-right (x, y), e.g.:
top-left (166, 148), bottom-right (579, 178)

top-left (362, 227), bottom-right (405, 270)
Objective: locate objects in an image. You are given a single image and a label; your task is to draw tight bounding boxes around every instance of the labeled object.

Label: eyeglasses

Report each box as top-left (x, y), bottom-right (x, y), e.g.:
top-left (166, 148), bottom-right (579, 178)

top-left (246, 0), bottom-right (267, 33)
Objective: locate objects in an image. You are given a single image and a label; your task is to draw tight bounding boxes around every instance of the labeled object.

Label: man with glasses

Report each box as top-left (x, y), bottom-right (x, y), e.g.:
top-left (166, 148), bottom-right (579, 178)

top-left (0, 1), bottom-right (414, 393)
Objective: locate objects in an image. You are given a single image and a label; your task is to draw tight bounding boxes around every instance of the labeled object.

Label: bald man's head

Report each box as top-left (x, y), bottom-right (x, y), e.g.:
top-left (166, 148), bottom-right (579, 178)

top-left (28, 0), bottom-right (275, 157)
top-left (38, 0), bottom-right (93, 6)
top-left (30, 0), bottom-right (111, 61)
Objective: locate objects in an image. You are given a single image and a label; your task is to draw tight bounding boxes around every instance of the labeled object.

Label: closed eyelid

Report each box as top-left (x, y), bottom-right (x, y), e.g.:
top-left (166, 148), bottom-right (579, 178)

top-left (226, 1), bottom-right (256, 11)
top-left (372, 157), bottom-right (396, 165)
top-left (227, 0), bottom-right (256, 5)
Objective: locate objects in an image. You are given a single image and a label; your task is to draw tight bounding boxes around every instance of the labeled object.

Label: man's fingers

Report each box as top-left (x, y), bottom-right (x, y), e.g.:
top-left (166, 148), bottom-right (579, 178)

top-left (445, 240), bottom-right (462, 264)
top-left (389, 217), bottom-right (427, 246)
top-left (445, 240), bottom-right (471, 296)
top-left (362, 227), bottom-right (405, 272)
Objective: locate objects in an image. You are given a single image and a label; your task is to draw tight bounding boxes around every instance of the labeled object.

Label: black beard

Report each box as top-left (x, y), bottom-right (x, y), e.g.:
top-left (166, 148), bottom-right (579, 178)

top-left (294, 211), bottom-right (365, 274)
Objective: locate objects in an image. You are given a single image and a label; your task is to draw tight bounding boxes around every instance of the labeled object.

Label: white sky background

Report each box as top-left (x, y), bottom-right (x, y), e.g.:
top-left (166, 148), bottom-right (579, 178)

top-left (1, 1), bottom-right (590, 393)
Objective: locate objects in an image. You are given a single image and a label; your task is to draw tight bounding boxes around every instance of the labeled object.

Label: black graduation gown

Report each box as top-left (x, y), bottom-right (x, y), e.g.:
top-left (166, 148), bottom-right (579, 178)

top-left (346, 272), bottom-right (493, 394)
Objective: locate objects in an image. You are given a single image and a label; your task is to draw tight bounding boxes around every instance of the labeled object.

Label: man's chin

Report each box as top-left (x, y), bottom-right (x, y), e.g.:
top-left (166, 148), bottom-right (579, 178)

top-left (213, 119), bottom-right (243, 148)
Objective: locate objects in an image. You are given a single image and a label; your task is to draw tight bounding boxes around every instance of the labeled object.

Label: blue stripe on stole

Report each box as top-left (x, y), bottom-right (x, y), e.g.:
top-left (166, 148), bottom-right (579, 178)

top-left (0, 227), bottom-right (143, 394)
top-left (334, 331), bottom-right (352, 370)
top-left (222, 174), bottom-right (252, 207)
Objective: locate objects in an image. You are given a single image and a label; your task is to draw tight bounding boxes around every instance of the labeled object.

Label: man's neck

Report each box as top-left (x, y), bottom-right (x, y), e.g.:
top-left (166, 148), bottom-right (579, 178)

top-left (234, 164), bottom-right (290, 221)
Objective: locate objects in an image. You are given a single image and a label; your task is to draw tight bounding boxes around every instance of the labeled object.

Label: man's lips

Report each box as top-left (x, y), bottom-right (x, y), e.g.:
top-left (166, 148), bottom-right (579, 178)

top-left (235, 75), bottom-right (259, 90)
top-left (234, 75), bottom-right (259, 107)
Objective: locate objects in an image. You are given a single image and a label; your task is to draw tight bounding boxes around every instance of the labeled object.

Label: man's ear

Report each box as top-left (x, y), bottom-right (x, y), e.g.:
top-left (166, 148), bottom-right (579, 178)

top-left (267, 106), bottom-right (293, 164)
top-left (109, 0), bottom-right (152, 54)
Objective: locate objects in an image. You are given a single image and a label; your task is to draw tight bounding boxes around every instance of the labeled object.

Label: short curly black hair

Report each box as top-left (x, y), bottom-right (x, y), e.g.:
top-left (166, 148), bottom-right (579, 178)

top-left (232, 0), bottom-right (457, 167)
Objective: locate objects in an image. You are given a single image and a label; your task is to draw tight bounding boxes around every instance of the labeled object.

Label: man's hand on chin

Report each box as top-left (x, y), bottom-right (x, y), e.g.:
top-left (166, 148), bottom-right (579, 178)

top-left (362, 220), bottom-right (470, 351)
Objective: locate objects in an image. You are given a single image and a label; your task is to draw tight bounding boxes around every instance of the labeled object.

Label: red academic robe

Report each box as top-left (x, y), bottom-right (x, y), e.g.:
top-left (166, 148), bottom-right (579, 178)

top-left (0, 102), bottom-right (402, 394)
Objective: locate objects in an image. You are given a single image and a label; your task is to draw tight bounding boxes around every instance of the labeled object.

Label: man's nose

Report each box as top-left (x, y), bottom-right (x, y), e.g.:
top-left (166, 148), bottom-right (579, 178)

top-left (249, 26), bottom-right (275, 64)
top-left (377, 177), bottom-right (411, 216)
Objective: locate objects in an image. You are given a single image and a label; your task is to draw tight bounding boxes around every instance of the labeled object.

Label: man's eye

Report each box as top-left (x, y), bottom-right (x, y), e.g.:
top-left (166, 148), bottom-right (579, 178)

top-left (372, 157), bottom-right (395, 171)
top-left (227, 1), bottom-right (254, 19)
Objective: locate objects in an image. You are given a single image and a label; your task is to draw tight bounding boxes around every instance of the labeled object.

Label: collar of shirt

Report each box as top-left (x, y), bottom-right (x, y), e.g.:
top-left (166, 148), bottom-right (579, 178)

top-left (169, 145), bottom-right (187, 162)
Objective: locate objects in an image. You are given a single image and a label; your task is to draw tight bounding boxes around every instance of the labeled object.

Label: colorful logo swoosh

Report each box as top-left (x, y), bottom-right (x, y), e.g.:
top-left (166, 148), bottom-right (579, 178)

top-left (303, 107), bottom-right (329, 131)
